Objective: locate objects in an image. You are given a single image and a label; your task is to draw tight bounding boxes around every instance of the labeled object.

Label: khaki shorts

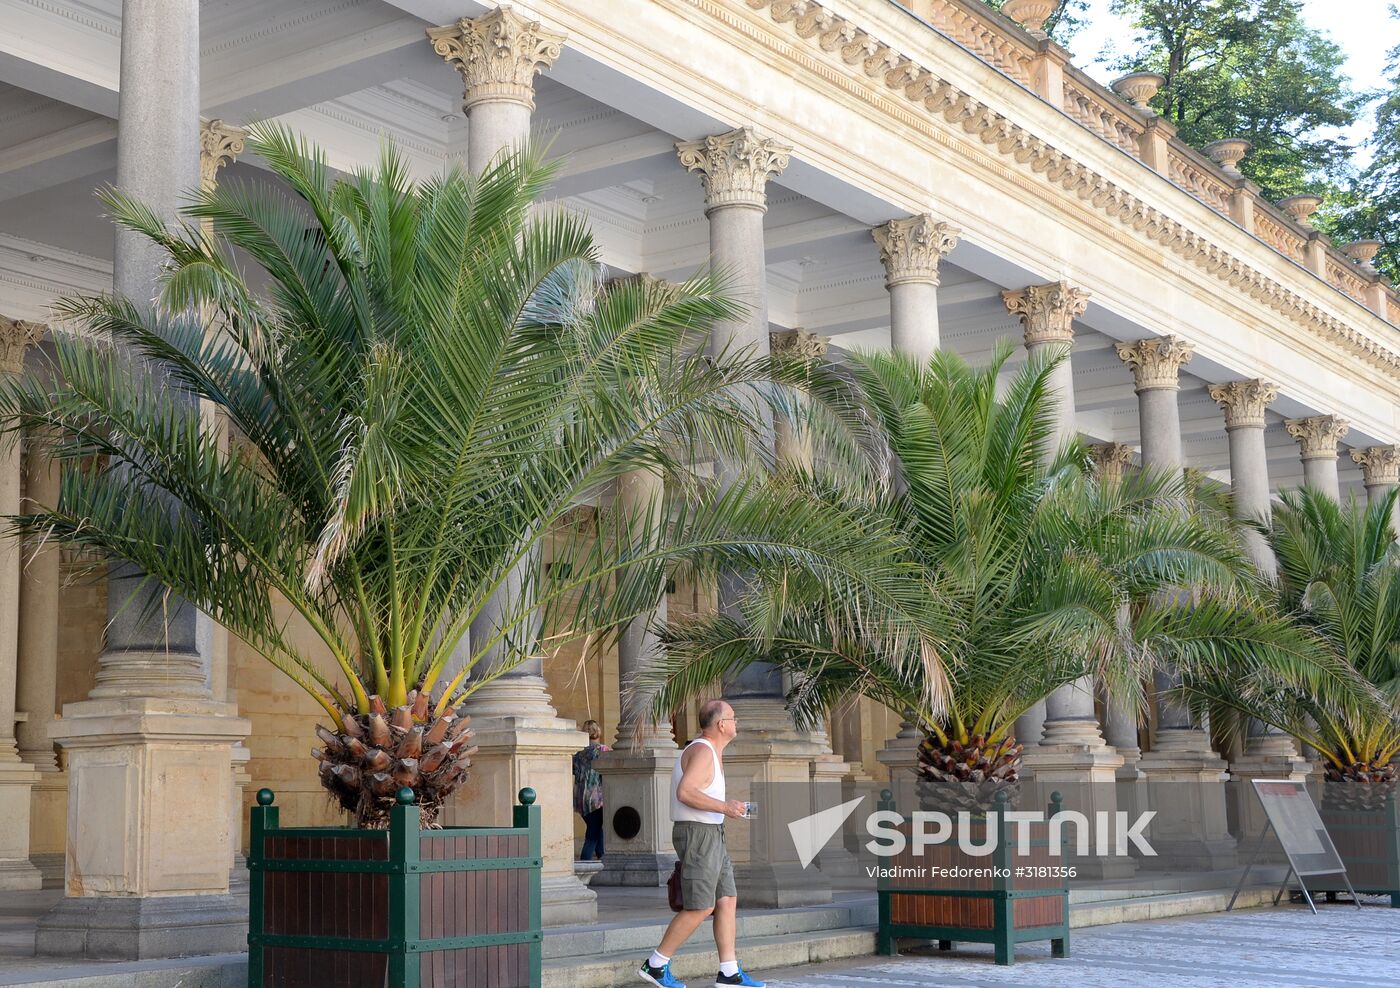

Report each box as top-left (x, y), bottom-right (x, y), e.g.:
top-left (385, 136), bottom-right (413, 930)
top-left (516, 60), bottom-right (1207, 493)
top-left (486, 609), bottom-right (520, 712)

top-left (672, 820), bottom-right (736, 909)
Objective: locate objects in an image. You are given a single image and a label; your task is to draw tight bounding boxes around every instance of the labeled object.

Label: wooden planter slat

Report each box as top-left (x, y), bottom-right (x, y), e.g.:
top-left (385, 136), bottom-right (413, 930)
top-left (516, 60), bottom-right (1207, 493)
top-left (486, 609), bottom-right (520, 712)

top-left (1318, 797), bottom-right (1400, 907)
top-left (248, 788), bottom-right (542, 987)
top-left (876, 790), bottom-right (1069, 966)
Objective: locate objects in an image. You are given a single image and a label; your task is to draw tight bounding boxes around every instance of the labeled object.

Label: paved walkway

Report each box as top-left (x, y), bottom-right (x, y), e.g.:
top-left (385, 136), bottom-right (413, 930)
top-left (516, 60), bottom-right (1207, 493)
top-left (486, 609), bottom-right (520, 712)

top-left (759, 899), bottom-right (1400, 988)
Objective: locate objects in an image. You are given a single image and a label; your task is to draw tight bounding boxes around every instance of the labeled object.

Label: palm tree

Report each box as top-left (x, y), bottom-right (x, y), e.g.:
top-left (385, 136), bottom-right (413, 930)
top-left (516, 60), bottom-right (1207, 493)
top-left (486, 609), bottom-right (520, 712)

top-left (1182, 487), bottom-right (1400, 810)
top-left (0, 126), bottom-right (922, 827)
top-left (642, 344), bottom-right (1325, 810)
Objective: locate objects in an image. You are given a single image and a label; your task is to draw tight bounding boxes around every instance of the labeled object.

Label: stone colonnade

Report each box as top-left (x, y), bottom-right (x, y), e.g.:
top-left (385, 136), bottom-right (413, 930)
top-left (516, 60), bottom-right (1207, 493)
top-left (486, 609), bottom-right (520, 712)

top-left (6, 3), bottom-right (1400, 958)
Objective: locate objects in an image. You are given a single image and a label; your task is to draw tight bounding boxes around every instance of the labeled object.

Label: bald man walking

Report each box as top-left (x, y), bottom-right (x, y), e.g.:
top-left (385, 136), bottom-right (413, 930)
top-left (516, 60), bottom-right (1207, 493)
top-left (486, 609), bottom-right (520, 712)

top-left (638, 699), bottom-right (765, 988)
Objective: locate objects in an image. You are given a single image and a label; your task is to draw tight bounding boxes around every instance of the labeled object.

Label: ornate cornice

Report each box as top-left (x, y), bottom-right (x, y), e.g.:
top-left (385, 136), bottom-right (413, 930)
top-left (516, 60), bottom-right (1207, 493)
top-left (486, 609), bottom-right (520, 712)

top-left (427, 6), bottom-right (565, 112)
top-left (1208, 379), bottom-right (1279, 430)
top-left (1349, 446), bottom-right (1400, 488)
top-left (733, 0), bottom-right (1400, 381)
top-left (1001, 281), bottom-right (1089, 346)
top-left (1089, 442), bottom-right (1135, 484)
top-left (676, 127), bottom-right (792, 211)
top-left (0, 315), bottom-right (45, 375)
top-left (770, 327), bottom-right (829, 361)
top-left (872, 214), bottom-right (960, 287)
top-left (1114, 336), bottom-right (1195, 392)
top-left (1284, 415), bottom-right (1348, 460)
top-left (199, 119), bottom-right (245, 192)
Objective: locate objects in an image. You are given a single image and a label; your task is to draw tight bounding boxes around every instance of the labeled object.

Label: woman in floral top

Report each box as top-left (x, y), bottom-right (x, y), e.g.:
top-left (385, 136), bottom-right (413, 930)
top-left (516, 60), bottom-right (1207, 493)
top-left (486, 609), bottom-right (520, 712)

top-left (572, 720), bottom-right (610, 860)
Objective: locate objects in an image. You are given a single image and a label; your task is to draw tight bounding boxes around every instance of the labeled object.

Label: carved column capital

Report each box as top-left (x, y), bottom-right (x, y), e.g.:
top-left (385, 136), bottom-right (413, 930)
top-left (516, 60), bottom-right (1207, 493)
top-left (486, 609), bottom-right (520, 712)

top-left (1089, 442), bottom-right (1135, 485)
top-left (1284, 415), bottom-right (1349, 461)
top-left (1114, 335), bottom-right (1195, 392)
top-left (0, 315), bottom-right (45, 375)
top-left (1208, 379), bottom-right (1279, 430)
top-left (427, 6), bottom-right (565, 112)
top-left (676, 127), bottom-right (791, 212)
top-left (1350, 445), bottom-right (1400, 487)
top-left (199, 119), bottom-right (245, 192)
top-left (872, 215), bottom-right (960, 287)
top-left (1001, 281), bottom-right (1089, 346)
top-left (769, 327), bottom-right (829, 362)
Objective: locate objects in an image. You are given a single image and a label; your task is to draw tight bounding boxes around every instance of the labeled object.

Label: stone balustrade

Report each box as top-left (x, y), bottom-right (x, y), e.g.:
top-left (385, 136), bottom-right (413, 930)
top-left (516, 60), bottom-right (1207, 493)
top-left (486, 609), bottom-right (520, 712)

top-left (822, 0), bottom-right (1400, 325)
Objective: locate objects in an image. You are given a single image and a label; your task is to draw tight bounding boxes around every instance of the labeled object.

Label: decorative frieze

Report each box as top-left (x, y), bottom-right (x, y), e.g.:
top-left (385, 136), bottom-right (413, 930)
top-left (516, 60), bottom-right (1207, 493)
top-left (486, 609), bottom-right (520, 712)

top-left (1284, 415), bottom-right (1349, 460)
top-left (1001, 281), bottom-right (1089, 346)
top-left (737, 0), bottom-right (1400, 383)
top-left (1114, 336), bottom-right (1195, 392)
top-left (0, 315), bottom-right (44, 375)
top-left (1208, 379), bottom-right (1279, 430)
top-left (770, 327), bottom-right (829, 361)
top-left (198, 119), bottom-right (245, 193)
top-left (1349, 445), bottom-right (1400, 488)
top-left (427, 6), bottom-right (565, 112)
top-left (872, 215), bottom-right (960, 287)
top-left (1089, 442), bottom-right (1135, 484)
top-left (675, 127), bottom-right (792, 211)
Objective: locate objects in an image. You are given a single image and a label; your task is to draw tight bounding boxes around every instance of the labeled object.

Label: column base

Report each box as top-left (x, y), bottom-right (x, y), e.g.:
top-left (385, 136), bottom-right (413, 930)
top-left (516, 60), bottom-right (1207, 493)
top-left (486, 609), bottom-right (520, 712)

top-left (1228, 745), bottom-right (1310, 858)
top-left (1138, 729), bottom-right (1236, 871)
top-left (35, 892), bottom-right (246, 960)
top-left (732, 862), bottom-right (833, 908)
top-left (48, 697), bottom-right (248, 903)
top-left (28, 766), bottom-right (67, 888)
top-left (593, 743), bottom-right (679, 887)
top-left (0, 756), bottom-right (42, 890)
top-left (449, 680), bottom-right (597, 925)
top-left (722, 697), bottom-right (832, 907)
top-left (810, 754), bottom-right (863, 882)
top-left (1021, 732), bottom-right (1135, 879)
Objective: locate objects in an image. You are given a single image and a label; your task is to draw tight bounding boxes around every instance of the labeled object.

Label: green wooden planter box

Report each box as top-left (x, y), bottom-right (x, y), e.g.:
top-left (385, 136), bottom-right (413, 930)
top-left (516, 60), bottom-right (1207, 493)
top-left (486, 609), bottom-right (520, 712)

top-left (876, 789), bottom-right (1069, 966)
top-left (247, 786), bottom-right (543, 987)
top-left (1319, 796), bottom-right (1400, 907)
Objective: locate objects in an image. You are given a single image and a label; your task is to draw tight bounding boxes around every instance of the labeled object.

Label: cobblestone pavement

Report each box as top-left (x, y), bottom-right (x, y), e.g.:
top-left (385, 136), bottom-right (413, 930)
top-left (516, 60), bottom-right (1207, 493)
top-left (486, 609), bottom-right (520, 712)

top-left (760, 900), bottom-right (1400, 988)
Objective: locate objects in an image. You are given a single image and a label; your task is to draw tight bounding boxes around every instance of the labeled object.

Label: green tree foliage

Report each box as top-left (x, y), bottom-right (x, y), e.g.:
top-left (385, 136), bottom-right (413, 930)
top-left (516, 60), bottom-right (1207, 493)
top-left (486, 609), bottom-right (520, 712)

top-left (1318, 30), bottom-right (1400, 283)
top-left (1106, 0), bottom-right (1364, 202)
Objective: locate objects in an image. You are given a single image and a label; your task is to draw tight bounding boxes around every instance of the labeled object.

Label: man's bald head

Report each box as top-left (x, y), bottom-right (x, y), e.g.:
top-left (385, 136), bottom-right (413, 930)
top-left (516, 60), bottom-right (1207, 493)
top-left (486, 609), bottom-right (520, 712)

top-left (698, 699), bottom-right (731, 729)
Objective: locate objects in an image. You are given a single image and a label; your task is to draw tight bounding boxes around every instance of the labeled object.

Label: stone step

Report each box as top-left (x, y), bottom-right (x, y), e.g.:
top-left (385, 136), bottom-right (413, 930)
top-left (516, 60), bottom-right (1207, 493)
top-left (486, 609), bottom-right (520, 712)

top-left (0, 886), bottom-right (1286, 987)
top-left (544, 899), bottom-right (877, 960)
top-left (543, 927), bottom-right (878, 988)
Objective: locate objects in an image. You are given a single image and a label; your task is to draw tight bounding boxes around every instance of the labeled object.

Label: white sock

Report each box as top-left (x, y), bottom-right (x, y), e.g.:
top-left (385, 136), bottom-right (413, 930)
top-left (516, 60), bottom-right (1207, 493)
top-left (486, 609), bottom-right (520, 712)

top-left (719, 960), bottom-right (739, 977)
top-left (648, 951), bottom-right (670, 970)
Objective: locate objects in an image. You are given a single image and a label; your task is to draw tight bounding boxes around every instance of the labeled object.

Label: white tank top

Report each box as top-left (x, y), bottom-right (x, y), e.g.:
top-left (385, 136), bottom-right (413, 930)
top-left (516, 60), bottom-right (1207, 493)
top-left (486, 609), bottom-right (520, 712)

top-left (670, 737), bottom-right (725, 825)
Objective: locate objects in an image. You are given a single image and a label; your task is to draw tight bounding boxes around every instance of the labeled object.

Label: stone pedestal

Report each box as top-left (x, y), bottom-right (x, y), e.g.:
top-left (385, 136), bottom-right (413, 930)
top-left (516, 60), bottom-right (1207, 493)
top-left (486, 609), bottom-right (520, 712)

top-left (448, 675), bottom-right (596, 925)
top-left (722, 697), bottom-right (832, 908)
top-left (36, 698), bottom-right (249, 958)
top-left (591, 743), bottom-right (680, 886)
top-left (27, 764), bottom-right (67, 887)
top-left (1021, 707), bottom-right (1134, 879)
top-left (875, 713), bottom-right (921, 810)
top-left (1137, 727), bottom-right (1237, 871)
top-left (1228, 728), bottom-right (1309, 857)
top-left (0, 755), bottom-right (42, 889)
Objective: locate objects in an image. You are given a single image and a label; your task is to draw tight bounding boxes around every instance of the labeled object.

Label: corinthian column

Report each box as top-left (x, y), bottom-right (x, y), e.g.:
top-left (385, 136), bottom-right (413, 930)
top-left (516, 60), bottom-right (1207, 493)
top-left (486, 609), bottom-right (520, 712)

top-left (1114, 335), bottom-right (1234, 869)
top-left (0, 316), bottom-right (43, 891)
top-left (872, 215), bottom-right (959, 363)
top-left (678, 127), bottom-right (831, 905)
top-left (428, 6), bottom-right (565, 174)
top-left (1285, 415), bottom-right (1348, 502)
top-left (429, 9), bottom-right (594, 925)
top-left (593, 465), bottom-right (680, 887)
top-left (1002, 283), bottom-right (1097, 751)
top-left (39, 1), bottom-right (249, 957)
top-left (1351, 445), bottom-right (1400, 507)
top-left (1208, 379), bottom-right (1280, 574)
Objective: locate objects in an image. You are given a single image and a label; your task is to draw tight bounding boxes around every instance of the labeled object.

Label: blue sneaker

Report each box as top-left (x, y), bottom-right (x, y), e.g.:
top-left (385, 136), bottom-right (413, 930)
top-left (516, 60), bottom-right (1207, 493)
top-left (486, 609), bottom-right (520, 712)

top-left (639, 959), bottom-right (686, 988)
top-left (715, 966), bottom-right (765, 987)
